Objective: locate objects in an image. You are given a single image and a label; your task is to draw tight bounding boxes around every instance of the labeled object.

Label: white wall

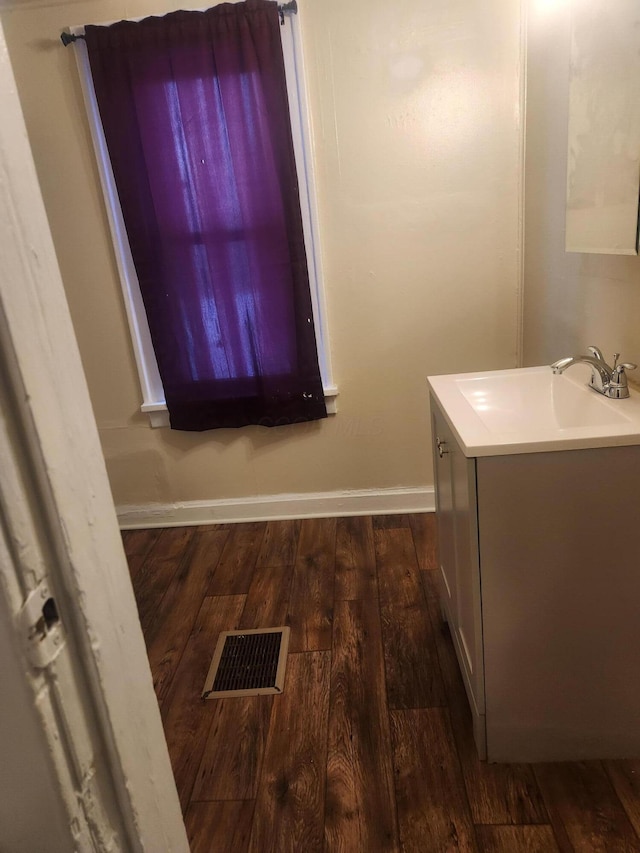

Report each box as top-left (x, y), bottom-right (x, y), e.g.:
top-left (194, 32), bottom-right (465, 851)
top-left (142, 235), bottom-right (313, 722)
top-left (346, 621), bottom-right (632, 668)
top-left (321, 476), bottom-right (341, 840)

top-left (524, 0), bottom-right (640, 368)
top-left (1, 0), bottom-right (523, 515)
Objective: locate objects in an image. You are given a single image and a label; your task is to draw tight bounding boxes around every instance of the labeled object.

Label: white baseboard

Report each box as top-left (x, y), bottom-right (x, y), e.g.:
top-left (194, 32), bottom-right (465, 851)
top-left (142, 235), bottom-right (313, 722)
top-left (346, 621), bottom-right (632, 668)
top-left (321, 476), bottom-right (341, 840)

top-left (117, 486), bottom-right (435, 529)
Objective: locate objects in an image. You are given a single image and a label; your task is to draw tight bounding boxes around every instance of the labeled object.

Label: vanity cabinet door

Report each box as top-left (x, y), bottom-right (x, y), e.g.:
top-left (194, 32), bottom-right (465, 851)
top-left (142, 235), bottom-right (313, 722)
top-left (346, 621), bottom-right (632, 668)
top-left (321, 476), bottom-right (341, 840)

top-left (449, 432), bottom-right (484, 716)
top-left (431, 396), bottom-right (485, 752)
top-left (431, 407), bottom-right (457, 614)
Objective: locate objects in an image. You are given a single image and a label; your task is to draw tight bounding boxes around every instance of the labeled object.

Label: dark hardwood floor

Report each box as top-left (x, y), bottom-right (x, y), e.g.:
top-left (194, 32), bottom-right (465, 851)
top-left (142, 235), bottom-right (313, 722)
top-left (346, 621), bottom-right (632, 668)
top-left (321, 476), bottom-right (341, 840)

top-left (122, 514), bottom-right (640, 852)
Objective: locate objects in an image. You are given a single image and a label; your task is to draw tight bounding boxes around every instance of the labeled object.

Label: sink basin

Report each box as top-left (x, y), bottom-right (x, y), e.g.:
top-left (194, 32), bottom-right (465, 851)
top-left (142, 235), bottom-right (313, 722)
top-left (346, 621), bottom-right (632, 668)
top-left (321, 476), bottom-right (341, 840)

top-left (455, 369), bottom-right (631, 432)
top-left (427, 365), bottom-right (640, 457)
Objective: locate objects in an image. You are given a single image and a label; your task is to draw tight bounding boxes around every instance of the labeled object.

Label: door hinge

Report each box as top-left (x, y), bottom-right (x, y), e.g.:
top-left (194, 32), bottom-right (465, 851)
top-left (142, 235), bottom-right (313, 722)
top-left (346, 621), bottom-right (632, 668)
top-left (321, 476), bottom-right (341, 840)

top-left (20, 578), bottom-right (65, 669)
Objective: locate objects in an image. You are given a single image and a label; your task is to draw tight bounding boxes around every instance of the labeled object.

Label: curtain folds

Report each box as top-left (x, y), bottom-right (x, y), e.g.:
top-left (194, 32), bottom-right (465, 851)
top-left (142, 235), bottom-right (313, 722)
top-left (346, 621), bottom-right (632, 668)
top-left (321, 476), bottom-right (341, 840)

top-left (85, 1), bottom-right (327, 430)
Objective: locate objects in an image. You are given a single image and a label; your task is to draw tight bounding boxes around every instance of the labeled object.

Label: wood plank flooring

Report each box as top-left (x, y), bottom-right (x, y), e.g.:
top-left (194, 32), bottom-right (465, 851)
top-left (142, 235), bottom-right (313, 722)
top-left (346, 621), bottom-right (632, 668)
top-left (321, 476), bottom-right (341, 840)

top-left (122, 514), bottom-right (640, 852)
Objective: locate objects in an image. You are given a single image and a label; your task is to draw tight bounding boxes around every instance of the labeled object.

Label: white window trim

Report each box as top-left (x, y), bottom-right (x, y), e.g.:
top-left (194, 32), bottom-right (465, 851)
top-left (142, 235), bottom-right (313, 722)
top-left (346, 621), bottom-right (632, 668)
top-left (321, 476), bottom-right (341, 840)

top-left (70, 6), bottom-right (336, 428)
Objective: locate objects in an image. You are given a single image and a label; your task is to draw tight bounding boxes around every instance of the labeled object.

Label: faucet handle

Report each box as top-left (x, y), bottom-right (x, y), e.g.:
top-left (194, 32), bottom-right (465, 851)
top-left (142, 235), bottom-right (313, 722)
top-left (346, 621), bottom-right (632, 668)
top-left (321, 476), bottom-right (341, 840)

top-left (609, 361), bottom-right (637, 397)
top-left (612, 353), bottom-right (636, 373)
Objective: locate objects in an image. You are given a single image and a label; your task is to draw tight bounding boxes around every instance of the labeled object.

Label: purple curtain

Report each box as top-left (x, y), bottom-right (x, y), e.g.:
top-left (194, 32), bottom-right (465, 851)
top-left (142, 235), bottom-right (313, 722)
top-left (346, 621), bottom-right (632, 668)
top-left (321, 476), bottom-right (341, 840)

top-left (85, 1), bottom-right (327, 430)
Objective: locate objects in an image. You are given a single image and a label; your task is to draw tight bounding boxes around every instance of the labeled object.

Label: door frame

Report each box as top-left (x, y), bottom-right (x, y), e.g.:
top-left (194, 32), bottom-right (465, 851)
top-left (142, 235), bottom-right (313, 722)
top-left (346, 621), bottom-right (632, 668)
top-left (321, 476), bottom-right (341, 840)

top-left (0, 21), bottom-right (188, 851)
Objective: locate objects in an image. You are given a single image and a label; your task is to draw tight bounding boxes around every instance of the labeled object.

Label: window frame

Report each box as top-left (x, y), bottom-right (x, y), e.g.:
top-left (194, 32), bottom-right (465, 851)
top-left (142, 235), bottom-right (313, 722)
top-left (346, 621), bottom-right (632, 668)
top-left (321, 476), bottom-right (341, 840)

top-left (70, 5), bottom-right (336, 427)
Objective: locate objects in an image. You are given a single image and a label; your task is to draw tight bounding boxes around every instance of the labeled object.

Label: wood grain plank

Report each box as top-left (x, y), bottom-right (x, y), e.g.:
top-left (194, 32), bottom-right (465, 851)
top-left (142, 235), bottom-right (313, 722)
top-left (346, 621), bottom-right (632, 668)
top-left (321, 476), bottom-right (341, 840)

top-left (133, 526), bottom-right (197, 635)
top-left (421, 567), bottom-right (440, 603)
top-left (534, 761), bottom-right (640, 853)
top-left (206, 522), bottom-right (266, 596)
top-left (120, 527), bottom-right (163, 581)
top-left (408, 512), bottom-right (438, 571)
top-left (184, 800), bottom-right (253, 853)
top-left (191, 695), bottom-right (274, 801)
top-left (287, 517), bottom-right (336, 652)
top-left (380, 601), bottom-right (446, 709)
top-left (160, 594), bottom-right (245, 811)
top-left (372, 514), bottom-right (411, 529)
top-left (146, 528), bottom-right (229, 703)
top-left (248, 651), bottom-right (330, 853)
top-left (475, 825), bottom-right (560, 853)
top-left (377, 532), bottom-right (439, 712)
top-left (423, 570), bottom-right (548, 825)
top-left (374, 527), bottom-right (423, 607)
top-left (239, 563), bottom-right (294, 630)
top-left (325, 598), bottom-right (399, 853)
top-left (334, 515), bottom-right (377, 601)
top-left (256, 519), bottom-right (300, 567)
top-left (605, 759), bottom-right (640, 838)
top-left (389, 708), bottom-right (478, 852)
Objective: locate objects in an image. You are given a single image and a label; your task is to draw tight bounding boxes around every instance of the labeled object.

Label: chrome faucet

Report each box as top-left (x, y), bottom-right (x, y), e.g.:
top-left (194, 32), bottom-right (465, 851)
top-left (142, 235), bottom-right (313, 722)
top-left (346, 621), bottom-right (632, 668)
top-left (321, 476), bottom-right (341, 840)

top-left (550, 346), bottom-right (637, 399)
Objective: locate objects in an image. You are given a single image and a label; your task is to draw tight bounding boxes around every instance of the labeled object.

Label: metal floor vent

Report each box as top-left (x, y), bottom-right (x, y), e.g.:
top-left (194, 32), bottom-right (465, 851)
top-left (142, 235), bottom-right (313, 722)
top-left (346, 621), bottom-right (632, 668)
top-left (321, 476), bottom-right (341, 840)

top-left (202, 627), bottom-right (290, 699)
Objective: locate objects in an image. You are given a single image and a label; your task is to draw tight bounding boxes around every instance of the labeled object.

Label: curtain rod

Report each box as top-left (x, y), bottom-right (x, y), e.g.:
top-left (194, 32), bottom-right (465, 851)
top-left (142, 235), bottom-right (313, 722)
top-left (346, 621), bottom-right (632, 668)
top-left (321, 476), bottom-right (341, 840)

top-left (60, 0), bottom-right (297, 45)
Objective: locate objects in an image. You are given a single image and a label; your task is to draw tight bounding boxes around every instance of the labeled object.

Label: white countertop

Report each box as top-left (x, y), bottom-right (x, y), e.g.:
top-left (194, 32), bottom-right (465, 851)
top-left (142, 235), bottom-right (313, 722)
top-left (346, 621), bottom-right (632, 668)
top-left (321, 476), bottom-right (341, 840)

top-left (427, 365), bottom-right (640, 457)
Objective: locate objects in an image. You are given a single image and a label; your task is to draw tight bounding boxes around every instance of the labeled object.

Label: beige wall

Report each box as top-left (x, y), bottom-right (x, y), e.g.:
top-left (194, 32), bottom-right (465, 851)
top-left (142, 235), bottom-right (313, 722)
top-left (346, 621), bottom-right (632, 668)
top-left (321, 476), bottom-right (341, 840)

top-left (524, 1), bottom-right (640, 369)
top-left (2, 0), bottom-right (522, 508)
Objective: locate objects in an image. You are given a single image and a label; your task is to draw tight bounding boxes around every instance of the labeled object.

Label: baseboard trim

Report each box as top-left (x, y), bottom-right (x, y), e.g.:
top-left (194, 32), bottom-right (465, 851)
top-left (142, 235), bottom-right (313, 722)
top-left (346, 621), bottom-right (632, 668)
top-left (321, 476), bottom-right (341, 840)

top-left (117, 486), bottom-right (435, 529)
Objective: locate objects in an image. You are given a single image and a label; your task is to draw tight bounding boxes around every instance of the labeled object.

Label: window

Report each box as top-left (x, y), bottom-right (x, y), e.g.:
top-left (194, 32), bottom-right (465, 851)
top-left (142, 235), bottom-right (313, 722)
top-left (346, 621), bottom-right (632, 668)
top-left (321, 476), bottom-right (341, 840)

top-left (69, 2), bottom-right (335, 427)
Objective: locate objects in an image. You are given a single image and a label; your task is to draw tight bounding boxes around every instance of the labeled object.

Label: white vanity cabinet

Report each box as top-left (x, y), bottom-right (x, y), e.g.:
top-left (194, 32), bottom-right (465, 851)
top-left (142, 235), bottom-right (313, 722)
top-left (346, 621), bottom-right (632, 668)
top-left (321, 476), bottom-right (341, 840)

top-left (429, 386), bottom-right (640, 763)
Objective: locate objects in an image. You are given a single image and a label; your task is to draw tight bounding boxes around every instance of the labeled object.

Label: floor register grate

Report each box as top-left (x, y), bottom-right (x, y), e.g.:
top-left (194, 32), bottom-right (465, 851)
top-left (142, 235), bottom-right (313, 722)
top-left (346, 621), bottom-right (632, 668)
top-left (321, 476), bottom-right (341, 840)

top-left (201, 627), bottom-right (290, 699)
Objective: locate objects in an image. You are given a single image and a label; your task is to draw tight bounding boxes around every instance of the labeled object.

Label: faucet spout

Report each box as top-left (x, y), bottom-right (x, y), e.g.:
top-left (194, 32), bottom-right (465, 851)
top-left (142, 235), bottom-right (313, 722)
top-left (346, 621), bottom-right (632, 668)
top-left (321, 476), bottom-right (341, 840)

top-left (550, 352), bottom-right (613, 393)
top-left (550, 356), bottom-right (577, 374)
